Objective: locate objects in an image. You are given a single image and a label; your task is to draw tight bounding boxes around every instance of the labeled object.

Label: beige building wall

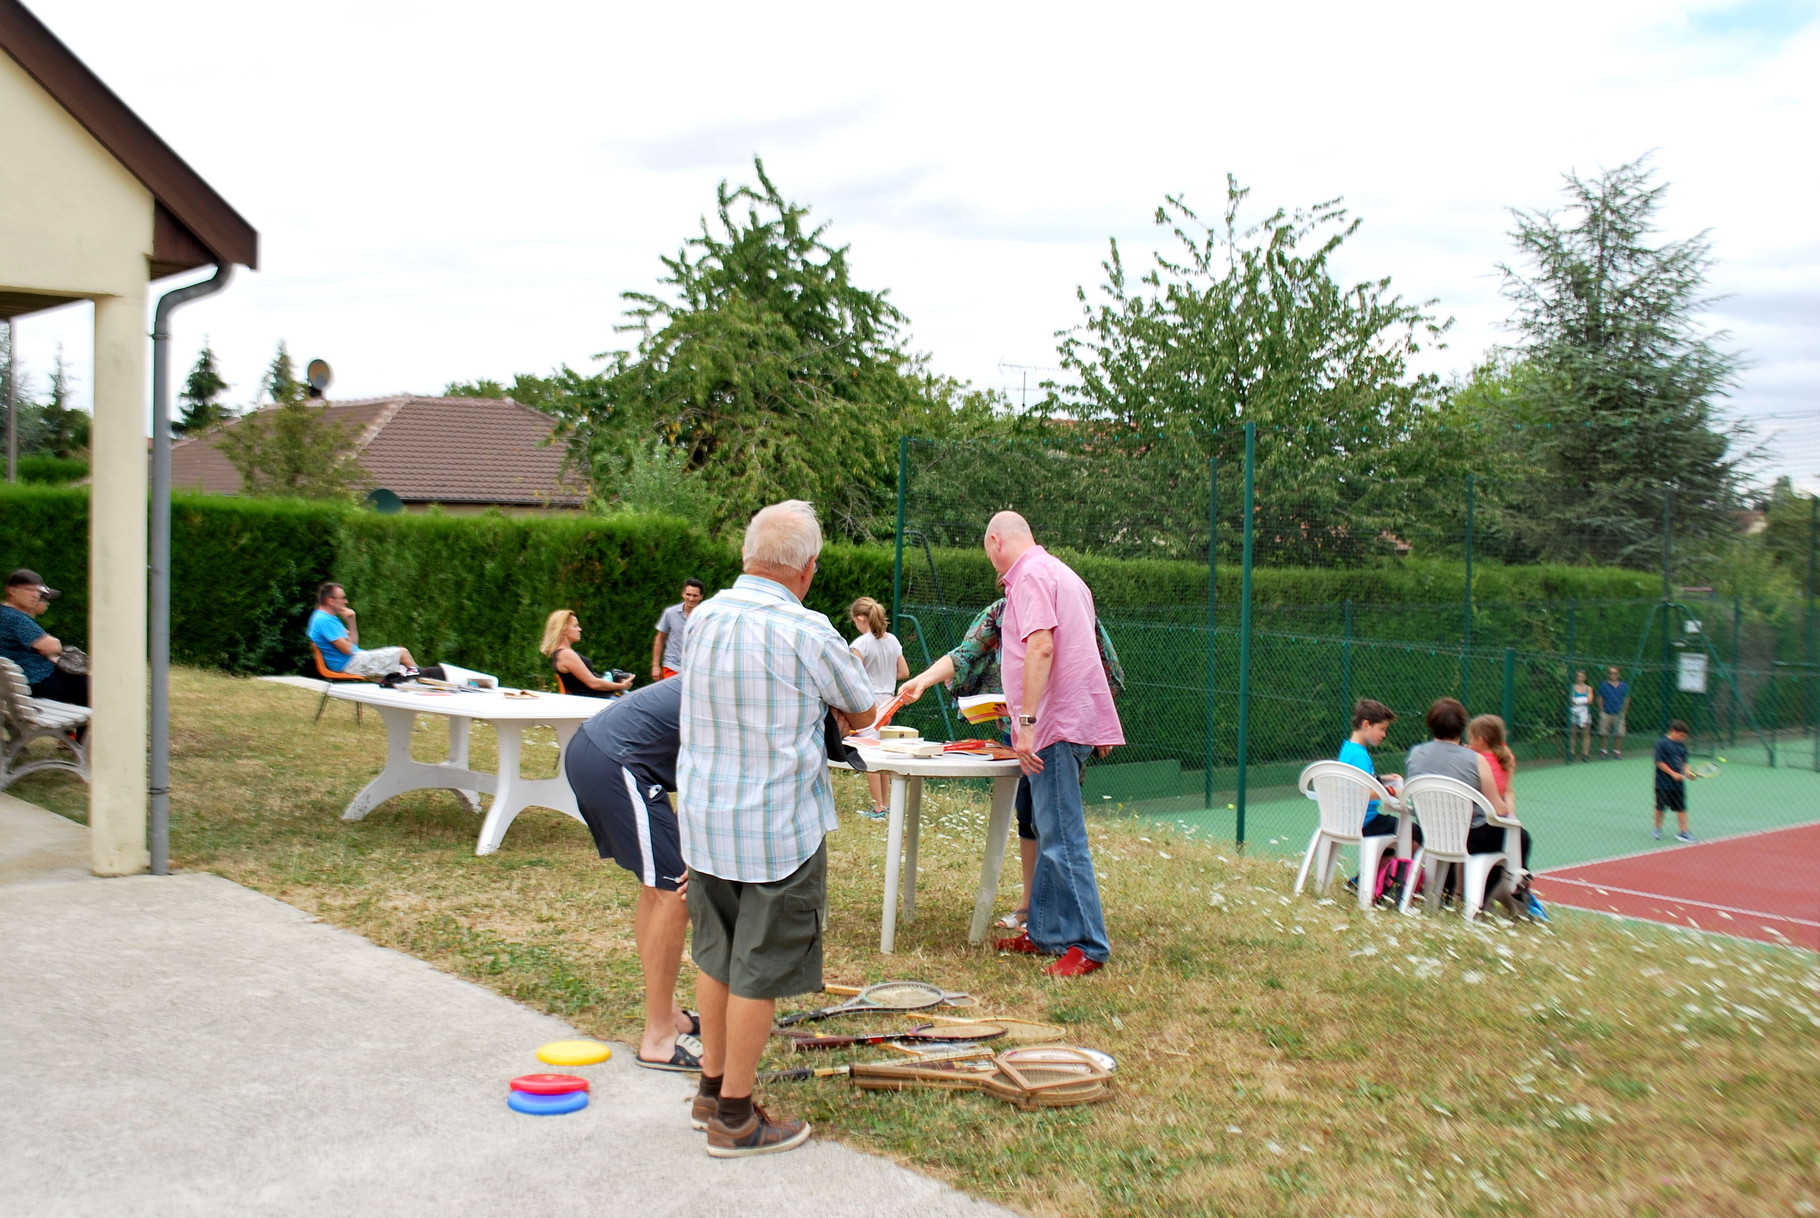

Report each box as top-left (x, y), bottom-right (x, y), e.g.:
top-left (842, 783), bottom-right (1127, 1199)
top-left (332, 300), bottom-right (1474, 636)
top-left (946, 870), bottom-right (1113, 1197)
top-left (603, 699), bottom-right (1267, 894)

top-left (0, 51), bottom-right (152, 297)
top-left (0, 49), bottom-right (157, 876)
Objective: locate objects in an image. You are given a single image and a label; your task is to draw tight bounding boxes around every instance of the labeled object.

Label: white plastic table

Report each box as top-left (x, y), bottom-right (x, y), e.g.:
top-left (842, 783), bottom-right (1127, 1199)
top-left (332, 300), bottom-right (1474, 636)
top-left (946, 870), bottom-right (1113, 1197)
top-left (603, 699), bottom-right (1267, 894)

top-left (837, 747), bottom-right (1025, 954)
top-left (328, 685), bottom-right (607, 855)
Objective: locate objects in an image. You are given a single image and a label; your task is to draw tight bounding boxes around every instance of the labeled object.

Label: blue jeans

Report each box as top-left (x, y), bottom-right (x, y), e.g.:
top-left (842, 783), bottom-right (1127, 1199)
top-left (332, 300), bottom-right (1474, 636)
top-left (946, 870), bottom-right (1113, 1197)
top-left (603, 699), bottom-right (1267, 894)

top-left (1025, 741), bottom-right (1110, 962)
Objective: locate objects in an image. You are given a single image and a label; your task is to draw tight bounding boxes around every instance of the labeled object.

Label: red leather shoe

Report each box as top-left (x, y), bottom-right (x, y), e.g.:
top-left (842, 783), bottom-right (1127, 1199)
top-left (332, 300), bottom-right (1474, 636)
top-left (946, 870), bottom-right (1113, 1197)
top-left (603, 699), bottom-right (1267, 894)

top-left (994, 932), bottom-right (1043, 954)
top-left (1043, 947), bottom-right (1105, 977)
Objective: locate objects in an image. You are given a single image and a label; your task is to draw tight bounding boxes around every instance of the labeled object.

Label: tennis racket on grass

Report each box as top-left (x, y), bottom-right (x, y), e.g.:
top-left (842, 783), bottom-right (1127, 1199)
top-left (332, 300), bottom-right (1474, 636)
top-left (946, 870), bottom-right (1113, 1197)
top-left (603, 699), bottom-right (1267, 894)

top-left (775, 980), bottom-right (948, 1026)
top-left (784, 1021), bottom-right (1007, 1052)
top-left (825, 981), bottom-right (976, 1009)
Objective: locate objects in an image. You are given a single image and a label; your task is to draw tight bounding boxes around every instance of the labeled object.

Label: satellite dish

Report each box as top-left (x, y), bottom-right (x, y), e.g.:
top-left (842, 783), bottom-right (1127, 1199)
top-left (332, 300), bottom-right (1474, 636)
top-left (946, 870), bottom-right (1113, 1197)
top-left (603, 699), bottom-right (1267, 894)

top-left (364, 487), bottom-right (403, 515)
top-left (306, 359), bottom-right (333, 397)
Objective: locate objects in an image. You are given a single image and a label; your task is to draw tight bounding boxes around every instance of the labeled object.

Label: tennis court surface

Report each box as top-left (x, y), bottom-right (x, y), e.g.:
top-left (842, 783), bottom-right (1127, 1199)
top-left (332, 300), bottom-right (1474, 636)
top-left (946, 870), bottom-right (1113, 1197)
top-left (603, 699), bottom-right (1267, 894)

top-left (1533, 822), bottom-right (1820, 951)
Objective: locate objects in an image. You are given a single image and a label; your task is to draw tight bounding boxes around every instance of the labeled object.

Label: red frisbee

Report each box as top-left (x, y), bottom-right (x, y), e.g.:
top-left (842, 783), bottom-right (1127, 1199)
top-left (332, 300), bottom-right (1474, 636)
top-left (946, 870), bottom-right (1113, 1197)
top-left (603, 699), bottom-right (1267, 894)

top-left (510, 1073), bottom-right (590, 1095)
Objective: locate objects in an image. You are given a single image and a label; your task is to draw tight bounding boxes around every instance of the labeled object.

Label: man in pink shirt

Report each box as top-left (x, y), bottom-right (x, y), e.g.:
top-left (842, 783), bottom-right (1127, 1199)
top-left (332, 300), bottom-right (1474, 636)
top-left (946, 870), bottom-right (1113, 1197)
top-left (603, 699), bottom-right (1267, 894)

top-left (986, 511), bottom-right (1123, 977)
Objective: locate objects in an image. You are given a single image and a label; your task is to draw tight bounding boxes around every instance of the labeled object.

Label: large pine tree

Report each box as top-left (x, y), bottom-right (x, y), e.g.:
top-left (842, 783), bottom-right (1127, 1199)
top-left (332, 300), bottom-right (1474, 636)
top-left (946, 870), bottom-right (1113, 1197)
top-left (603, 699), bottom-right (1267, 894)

top-left (1496, 157), bottom-right (1744, 566)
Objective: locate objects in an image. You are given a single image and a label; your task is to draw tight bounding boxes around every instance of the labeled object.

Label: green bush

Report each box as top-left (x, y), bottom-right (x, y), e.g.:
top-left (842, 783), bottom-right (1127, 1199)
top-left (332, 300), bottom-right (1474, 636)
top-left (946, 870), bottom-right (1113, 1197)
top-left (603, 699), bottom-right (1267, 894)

top-left (0, 485), bottom-right (88, 647)
top-left (171, 495), bottom-right (345, 673)
top-left (17, 456), bottom-right (89, 486)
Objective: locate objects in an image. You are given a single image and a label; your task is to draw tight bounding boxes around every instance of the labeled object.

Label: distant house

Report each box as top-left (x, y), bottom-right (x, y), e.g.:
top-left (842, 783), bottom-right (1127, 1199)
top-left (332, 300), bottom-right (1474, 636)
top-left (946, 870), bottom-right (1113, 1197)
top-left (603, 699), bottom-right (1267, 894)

top-left (168, 394), bottom-right (590, 512)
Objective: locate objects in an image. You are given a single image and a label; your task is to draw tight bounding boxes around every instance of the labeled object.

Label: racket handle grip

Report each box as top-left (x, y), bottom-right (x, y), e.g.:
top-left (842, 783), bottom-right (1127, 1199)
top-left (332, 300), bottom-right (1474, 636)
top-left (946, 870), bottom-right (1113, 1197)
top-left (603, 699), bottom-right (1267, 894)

top-left (774, 1012), bottom-right (813, 1027)
top-left (761, 1067), bottom-right (817, 1082)
top-left (790, 1035), bottom-right (859, 1051)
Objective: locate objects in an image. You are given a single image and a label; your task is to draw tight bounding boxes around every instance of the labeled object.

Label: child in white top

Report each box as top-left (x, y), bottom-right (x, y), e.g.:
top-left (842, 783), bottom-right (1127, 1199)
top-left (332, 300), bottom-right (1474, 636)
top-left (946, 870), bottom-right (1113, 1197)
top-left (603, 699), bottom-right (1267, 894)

top-left (849, 597), bottom-right (908, 819)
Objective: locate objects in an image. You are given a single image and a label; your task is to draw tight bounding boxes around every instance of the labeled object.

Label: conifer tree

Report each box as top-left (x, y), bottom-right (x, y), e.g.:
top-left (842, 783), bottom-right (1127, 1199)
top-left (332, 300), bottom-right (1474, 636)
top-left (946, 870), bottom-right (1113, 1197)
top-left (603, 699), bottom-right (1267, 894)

top-left (174, 340), bottom-right (233, 435)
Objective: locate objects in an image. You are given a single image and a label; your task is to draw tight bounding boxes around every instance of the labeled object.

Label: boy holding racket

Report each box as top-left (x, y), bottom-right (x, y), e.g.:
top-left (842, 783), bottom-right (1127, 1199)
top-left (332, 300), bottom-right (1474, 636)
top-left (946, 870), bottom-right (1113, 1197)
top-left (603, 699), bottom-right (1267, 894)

top-left (1653, 720), bottom-right (1695, 843)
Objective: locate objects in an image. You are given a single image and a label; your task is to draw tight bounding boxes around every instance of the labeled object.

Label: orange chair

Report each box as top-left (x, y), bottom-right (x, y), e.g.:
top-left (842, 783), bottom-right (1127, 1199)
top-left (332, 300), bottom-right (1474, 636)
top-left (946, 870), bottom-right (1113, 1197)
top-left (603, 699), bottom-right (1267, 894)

top-left (311, 643), bottom-right (369, 722)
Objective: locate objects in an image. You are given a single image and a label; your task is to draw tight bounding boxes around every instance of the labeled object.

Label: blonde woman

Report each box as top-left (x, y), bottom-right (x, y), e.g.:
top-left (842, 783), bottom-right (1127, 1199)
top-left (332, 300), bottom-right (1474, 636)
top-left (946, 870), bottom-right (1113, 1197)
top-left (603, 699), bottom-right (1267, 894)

top-left (848, 597), bottom-right (907, 818)
top-left (540, 609), bottom-right (632, 698)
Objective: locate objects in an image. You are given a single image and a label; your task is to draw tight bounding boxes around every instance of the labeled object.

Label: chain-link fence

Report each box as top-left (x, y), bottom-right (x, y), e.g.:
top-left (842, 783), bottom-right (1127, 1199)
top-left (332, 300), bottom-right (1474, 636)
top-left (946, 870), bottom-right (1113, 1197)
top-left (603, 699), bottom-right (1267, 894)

top-left (891, 432), bottom-right (1820, 870)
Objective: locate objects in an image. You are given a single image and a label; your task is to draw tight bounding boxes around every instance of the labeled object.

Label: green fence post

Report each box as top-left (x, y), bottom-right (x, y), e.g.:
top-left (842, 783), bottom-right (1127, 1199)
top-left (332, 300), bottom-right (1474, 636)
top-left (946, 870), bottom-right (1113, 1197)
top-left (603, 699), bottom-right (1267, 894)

top-left (1731, 592), bottom-right (1742, 749)
top-left (1663, 487), bottom-right (1674, 735)
top-left (1564, 598), bottom-right (1578, 765)
top-left (1234, 423), bottom-right (1256, 847)
top-left (1502, 646), bottom-right (1516, 736)
top-left (1341, 598), bottom-right (1354, 717)
top-left (1807, 496), bottom-right (1817, 770)
top-left (1463, 474), bottom-right (1474, 708)
top-left (890, 436), bottom-right (908, 629)
top-left (1203, 452), bottom-right (1217, 811)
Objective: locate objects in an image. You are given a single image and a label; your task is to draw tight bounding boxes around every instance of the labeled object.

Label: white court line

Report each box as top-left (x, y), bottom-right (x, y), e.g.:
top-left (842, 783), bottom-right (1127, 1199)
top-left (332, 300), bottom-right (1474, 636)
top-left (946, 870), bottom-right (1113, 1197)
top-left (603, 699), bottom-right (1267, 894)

top-left (1537, 875), bottom-right (1820, 929)
top-left (1538, 819), bottom-right (1820, 872)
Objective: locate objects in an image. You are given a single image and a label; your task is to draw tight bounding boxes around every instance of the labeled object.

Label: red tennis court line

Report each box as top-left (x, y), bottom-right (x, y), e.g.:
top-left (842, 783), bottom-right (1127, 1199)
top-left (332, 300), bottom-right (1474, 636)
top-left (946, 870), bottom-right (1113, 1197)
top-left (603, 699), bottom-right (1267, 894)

top-left (1534, 822), bottom-right (1820, 952)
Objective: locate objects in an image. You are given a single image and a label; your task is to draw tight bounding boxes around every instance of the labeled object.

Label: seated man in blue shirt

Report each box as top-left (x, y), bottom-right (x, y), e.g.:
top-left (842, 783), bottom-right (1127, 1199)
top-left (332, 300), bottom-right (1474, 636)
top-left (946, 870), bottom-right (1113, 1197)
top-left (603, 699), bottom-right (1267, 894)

top-left (0, 569), bottom-right (86, 705)
top-left (307, 582), bottom-right (418, 679)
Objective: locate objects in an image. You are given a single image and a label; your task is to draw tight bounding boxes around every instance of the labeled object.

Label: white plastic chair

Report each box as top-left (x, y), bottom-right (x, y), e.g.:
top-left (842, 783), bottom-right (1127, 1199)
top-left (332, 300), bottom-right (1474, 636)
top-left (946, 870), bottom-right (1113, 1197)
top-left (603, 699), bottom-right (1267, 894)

top-left (1295, 760), bottom-right (1399, 911)
top-left (0, 657), bottom-right (90, 789)
top-left (1397, 773), bottom-right (1523, 921)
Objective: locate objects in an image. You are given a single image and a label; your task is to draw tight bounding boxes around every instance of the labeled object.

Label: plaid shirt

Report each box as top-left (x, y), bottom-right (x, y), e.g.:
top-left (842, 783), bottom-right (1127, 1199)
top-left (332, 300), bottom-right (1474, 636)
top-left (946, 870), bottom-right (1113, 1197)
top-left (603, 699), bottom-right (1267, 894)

top-left (677, 575), bottom-right (875, 882)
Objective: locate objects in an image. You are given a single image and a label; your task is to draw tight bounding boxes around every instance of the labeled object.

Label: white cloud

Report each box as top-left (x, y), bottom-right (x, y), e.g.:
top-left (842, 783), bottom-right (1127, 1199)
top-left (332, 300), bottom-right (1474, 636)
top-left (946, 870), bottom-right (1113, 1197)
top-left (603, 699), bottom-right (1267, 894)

top-left (8, 0), bottom-right (1817, 488)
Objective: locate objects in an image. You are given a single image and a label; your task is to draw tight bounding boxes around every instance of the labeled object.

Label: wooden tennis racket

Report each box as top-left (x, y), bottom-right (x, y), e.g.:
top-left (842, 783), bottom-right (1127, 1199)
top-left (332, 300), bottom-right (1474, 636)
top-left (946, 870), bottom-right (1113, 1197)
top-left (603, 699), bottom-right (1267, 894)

top-left (784, 1021), bottom-right (1006, 1052)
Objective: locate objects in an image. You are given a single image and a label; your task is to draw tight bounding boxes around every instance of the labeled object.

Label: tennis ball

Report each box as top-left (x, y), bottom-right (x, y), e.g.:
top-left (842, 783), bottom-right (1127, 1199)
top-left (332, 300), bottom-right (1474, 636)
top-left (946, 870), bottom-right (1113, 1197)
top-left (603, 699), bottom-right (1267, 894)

top-left (1227, 803), bottom-right (1236, 810)
top-left (1718, 757), bottom-right (1728, 763)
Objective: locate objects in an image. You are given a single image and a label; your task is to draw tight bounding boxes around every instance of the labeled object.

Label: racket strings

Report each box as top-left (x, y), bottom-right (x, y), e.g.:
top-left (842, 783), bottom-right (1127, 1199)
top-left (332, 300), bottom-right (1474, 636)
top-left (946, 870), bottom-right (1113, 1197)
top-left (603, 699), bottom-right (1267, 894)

top-left (862, 981), bottom-right (946, 1008)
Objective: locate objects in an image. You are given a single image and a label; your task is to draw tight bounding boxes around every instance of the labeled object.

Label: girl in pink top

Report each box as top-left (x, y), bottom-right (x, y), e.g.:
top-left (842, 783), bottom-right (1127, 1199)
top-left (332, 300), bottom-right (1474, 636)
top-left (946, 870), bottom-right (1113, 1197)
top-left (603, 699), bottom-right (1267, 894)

top-left (1468, 714), bottom-right (1515, 805)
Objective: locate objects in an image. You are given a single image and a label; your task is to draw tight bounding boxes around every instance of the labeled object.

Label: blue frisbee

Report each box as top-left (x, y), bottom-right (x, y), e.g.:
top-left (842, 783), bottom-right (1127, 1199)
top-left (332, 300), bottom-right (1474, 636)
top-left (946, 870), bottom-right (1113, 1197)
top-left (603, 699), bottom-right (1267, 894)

top-left (508, 1088), bottom-right (590, 1116)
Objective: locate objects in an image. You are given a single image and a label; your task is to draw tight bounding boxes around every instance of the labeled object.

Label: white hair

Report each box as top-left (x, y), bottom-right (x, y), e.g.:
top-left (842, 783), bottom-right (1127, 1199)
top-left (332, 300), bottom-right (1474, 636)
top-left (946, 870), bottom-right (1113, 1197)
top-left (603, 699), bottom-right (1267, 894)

top-left (742, 500), bottom-right (823, 570)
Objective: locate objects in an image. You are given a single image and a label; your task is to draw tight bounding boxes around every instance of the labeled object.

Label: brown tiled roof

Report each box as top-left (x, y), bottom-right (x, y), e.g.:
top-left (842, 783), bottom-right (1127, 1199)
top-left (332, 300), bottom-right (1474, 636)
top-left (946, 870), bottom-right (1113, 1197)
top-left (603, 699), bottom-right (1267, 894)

top-left (167, 396), bottom-right (589, 507)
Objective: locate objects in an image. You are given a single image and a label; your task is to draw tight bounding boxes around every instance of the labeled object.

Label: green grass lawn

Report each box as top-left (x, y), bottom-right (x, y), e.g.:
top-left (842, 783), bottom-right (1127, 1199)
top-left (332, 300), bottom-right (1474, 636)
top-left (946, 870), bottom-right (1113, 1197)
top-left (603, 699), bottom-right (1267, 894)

top-left (14, 669), bottom-right (1820, 1216)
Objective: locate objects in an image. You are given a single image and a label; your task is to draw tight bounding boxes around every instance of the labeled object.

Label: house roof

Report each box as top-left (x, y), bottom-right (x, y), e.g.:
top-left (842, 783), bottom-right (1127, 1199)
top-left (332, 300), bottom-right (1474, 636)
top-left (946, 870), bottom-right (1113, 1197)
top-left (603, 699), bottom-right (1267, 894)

top-left (169, 395), bottom-right (590, 508)
top-left (0, 0), bottom-right (258, 277)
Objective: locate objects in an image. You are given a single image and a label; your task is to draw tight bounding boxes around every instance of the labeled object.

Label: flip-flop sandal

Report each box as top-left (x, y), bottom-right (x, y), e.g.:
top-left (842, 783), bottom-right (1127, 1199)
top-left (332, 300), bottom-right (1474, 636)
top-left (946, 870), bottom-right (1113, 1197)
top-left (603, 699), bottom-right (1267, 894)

top-left (636, 1033), bottom-right (703, 1073)
top-left (683, 1009), bottom-right (701, 1037)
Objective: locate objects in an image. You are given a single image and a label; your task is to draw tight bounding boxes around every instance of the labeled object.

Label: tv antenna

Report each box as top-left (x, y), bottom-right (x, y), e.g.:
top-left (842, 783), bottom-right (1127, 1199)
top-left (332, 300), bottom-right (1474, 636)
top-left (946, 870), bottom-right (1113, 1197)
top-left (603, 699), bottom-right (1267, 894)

top-left (997, 360), bottom-right (1059, 411)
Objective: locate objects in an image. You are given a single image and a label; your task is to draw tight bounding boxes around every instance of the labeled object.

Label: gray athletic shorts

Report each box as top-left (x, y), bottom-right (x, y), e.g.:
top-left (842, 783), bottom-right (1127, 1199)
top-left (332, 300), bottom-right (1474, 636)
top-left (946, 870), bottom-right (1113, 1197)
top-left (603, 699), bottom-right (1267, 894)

top-left (342, 646), bottom-right (407, 678)
top-left (688, 842), bottom-right (826, 1000)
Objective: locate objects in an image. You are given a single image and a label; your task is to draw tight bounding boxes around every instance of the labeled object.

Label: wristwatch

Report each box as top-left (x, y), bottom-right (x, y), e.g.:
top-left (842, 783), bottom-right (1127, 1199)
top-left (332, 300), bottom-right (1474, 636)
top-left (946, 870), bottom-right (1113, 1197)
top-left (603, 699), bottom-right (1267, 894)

top-left (1016, 714), bottom-right (1037, 726)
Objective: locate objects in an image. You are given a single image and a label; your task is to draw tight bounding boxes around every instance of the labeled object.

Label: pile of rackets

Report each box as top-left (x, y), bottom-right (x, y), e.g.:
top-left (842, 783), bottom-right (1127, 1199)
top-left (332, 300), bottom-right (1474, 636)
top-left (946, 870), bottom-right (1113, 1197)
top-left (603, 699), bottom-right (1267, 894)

top-left (767, 981), bottom-right (1116, 1110)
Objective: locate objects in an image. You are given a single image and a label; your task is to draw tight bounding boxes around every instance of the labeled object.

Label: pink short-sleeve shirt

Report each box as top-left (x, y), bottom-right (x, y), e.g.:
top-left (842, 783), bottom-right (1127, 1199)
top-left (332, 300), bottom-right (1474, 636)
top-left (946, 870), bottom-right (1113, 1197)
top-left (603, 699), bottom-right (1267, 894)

top-left (1000, 546), bottom-right (1124, 753)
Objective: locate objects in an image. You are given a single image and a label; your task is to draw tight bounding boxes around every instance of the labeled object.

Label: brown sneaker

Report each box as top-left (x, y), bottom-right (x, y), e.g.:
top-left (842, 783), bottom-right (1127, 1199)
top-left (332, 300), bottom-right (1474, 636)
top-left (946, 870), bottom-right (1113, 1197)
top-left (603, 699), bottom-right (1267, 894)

top-left (705, 1103), bottom-right (812, 1158)
top-left (690, 1093), bottom-right (717, 1131)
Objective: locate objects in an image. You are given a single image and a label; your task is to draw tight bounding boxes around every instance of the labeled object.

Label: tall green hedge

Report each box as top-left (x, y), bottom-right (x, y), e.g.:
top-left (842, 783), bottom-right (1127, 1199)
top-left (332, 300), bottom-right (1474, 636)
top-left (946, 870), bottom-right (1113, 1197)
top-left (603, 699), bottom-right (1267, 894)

top-left (0, 484), bottom-right (1713, 696)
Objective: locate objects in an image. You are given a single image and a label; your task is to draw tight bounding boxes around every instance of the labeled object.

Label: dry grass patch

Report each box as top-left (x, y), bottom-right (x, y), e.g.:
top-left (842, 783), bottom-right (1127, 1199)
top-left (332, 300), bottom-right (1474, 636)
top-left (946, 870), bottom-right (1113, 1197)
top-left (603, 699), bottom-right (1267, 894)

top-left (15, 668), bottom-right (1820, 1217)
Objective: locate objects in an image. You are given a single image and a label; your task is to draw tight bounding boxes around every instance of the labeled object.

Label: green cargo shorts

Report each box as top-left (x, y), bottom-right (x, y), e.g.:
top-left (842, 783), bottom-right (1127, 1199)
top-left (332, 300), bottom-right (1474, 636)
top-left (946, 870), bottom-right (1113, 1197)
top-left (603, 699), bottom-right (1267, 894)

top-left (687, 841), bottom-right (826, 1000)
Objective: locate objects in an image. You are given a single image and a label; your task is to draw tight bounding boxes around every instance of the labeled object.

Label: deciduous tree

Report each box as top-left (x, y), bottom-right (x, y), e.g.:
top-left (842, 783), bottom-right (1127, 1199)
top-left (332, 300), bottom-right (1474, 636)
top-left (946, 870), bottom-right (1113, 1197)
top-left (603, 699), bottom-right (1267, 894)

top-left (218, 341), bottom-right (365, 500)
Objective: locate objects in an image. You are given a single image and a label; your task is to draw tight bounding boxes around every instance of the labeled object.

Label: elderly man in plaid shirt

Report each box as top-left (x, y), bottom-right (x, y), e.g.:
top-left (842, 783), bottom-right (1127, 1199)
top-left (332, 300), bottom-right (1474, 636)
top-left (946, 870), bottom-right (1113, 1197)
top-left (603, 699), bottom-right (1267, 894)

top-left (678, 500), bottom-right (878, 1158)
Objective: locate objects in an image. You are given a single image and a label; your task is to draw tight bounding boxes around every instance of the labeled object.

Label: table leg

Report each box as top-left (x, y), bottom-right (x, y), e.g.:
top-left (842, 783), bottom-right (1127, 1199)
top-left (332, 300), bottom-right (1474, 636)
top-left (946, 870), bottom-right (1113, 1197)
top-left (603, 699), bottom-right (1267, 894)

top-left (968, 775), bottom-right (1019, 945)
top-left (447, 715), bottom-right (480, 814)
top-left (902, 775), bottom-right (924, 922)
top-left (475, 722), bottom-right (529, 856)
top-left (342, 707), bottom-right (425, 821)
top-left (879, 774), bottom-right (909, 953)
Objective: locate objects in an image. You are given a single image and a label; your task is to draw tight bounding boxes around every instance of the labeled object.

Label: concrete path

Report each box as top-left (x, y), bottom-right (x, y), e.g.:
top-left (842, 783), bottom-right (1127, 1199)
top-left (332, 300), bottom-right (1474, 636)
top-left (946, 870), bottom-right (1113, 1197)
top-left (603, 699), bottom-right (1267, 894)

top-left (0, 799), bottom-right (1014, 1218)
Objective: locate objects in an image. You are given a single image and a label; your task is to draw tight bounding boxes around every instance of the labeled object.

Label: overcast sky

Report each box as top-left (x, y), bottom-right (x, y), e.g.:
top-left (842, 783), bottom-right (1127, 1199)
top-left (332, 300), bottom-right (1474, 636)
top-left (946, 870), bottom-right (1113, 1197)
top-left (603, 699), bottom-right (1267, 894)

top-left (11, 0), bottom-right (1818, 491)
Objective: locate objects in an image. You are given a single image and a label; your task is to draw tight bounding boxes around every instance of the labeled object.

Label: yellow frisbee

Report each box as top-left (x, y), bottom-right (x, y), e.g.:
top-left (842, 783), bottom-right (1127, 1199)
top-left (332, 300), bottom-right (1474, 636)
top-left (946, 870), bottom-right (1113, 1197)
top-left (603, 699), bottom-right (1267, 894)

top-left (536, 1040), bottom-right (612, 1066)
